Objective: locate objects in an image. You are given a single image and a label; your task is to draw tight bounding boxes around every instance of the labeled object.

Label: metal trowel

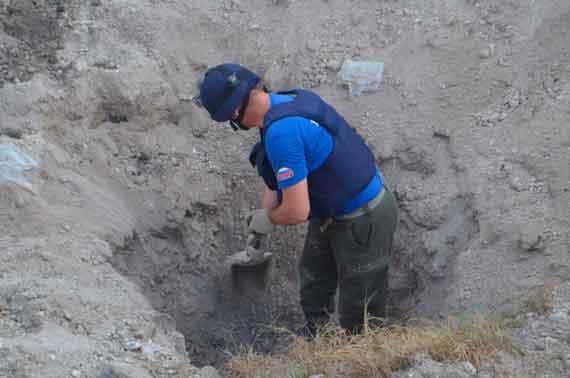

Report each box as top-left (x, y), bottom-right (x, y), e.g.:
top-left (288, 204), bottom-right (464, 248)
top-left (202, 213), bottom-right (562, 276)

top-left (227, 232), bottom-right (273, 296)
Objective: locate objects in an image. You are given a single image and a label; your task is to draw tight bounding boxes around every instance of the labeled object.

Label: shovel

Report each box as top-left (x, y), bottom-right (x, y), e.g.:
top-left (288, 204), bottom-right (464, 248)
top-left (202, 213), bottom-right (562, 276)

top-left (227, 232), bottom-right (273, 296)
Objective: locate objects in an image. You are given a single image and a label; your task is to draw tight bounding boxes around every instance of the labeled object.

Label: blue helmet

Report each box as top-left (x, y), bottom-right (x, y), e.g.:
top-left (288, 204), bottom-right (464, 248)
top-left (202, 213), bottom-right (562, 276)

top-left (196, 63), bottom-right (260, 123)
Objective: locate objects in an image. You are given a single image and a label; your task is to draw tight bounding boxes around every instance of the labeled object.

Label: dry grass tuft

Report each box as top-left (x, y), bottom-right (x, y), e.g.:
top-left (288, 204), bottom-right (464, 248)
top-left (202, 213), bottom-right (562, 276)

top-left (523, 284), bottom-right (555, 315)
top-left (229, 314), bottom-right (522, 378)
top-left (496, 283), bottom-right (557, 329)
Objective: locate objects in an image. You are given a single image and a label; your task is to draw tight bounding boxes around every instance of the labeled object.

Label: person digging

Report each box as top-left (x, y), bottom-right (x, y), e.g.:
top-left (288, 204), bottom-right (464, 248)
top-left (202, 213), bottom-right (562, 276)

top-left (194, 63), bottom-right (398, 337)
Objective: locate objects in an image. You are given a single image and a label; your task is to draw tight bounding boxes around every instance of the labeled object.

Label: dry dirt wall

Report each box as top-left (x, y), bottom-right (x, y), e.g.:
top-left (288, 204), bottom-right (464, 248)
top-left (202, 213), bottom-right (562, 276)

top-left (0, 0), bottom-right (569, 377)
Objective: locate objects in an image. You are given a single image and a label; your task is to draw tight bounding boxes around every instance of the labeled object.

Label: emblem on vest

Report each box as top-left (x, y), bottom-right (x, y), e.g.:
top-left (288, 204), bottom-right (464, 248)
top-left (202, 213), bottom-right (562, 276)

top-left (277, 167), bottom-right (294, 181)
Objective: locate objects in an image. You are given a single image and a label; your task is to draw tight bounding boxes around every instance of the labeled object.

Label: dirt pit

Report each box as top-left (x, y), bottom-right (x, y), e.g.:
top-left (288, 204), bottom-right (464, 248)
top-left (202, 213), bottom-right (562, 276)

top-left (110, 223), bottom-right (304, 368)
top-left (105, 155), bottom-right (441, 370)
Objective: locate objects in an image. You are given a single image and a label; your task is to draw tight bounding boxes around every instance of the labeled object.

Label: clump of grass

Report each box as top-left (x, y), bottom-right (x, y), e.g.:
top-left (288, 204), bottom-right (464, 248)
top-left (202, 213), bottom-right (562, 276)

top-left (495, 283), bottom-right (557, 328)
top-left (523, 284), bottom-right (555, 315)
top-left (229, 314), bottom-right (522, 378)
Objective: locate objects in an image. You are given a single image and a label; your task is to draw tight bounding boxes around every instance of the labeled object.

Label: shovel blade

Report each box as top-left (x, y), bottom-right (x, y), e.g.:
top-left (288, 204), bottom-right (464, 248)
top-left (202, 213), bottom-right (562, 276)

top-left (231, 260), bottom-right (272, 296)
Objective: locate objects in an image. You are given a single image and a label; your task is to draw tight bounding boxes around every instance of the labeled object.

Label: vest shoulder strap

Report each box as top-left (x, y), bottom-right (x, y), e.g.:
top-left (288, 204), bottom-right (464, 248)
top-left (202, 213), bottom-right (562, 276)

top-left (263, 89), bottom-right (336, 138)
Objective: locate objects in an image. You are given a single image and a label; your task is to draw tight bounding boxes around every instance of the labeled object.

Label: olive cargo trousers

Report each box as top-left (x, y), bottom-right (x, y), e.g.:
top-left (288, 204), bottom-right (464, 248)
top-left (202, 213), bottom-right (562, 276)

top-left (299, 187), bottom-right (398, 333)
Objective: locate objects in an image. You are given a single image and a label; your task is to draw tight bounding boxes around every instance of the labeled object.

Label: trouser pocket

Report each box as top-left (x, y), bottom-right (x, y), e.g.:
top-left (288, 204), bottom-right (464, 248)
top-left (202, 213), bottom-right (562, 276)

top-left (329, 190), bottom-right (398, 332)
top-left (299, 219), bottom-right (337, 322)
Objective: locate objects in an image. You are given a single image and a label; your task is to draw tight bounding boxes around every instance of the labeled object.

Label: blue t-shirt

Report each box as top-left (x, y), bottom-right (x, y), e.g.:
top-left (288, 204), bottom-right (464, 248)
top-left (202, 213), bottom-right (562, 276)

top-left (265, 93), bottom-right (382, 215)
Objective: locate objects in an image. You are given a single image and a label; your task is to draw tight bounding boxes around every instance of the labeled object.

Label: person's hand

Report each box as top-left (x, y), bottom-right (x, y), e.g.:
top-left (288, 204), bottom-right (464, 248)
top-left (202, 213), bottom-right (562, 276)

top-left (246, 209), bottom-right (275, 235)
top-left (226, 246), bottom-right (272, 267)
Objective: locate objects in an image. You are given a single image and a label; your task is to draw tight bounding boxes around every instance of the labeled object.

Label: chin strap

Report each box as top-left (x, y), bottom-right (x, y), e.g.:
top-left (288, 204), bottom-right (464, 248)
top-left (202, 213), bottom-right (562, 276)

top-left (228, 83), bottom-right (269, 131)
top-left (229, 85), bottom-right (254, 131)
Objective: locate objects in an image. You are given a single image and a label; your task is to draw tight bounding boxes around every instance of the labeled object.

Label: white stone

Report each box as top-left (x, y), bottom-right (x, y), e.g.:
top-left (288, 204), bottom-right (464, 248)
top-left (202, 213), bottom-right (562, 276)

top-left (549, 312), bottom-right (569, 322)
top-left (462, 361), bottom-right (477, 375)
top-left (124, 340), bottom-right (142, 351)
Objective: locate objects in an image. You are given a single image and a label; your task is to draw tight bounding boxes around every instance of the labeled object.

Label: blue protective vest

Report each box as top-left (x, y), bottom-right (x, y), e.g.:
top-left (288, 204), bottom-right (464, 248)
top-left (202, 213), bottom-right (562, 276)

top-left (250, 89), bottom-right (377, 218)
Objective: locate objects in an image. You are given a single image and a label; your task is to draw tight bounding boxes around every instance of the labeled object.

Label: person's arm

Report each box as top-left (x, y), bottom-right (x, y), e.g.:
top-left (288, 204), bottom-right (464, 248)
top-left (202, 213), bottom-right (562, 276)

top-left (267, 179), bottom-right (310, 225)
top-left (261, 186), bottom-right (279, 210)
top-left (259, 118), bottom-right (310, 226)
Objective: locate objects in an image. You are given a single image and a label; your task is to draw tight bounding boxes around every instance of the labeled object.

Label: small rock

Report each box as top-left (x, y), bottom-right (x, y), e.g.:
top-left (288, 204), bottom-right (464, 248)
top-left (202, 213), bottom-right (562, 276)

top-left (462, 361), bottom-right (477, 375)
top-left (1, 128), bottom-right (23, 139)
top-left (137, 152), bottom-right (151, 162)
top-left (306, 39), bottom-right (321, 52)
top-left (71, 370), bottom-right (81, 378)
top-left (179, 111), bottom-right (210, 138)
top-left (533, 338), bottom-right (546, 351)
top-left (15, 196), bottom-right (26, 208)
top-left (196, 366), bottom-right (221, 378)
top-left (478, 47), bottom-right (492, 59)
top-left (549, 312), bottom-right (569, 323)
top-left (433, 127), bottom-right (451, 139)
top-left (124, 340), bottom-right (142, 351)
top-left (178, 93), bottom-right (193, 102)
top-left (325, 59), bottom-right (341, 71)
top-left (505, 88), bottom-right (522, 108)
top-left (509, 176), bottom-right (526, 192)
top-left (478, 44), bottom-right (495, 59)
top-left (133, 175), bottom-right (146, 185)
top-left (518, 227), bottom-right (545, 252)
top-left (125, 165), bottom-right (138, 176)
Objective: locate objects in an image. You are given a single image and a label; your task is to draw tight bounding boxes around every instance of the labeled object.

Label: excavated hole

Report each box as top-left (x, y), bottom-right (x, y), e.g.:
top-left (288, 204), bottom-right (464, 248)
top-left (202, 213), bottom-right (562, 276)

top-left (110, 203), bottom-right (302, 369)
top-left (107, 150), bottom-right (478, 369)
top-left (106, 164), bottom-right (446, 369)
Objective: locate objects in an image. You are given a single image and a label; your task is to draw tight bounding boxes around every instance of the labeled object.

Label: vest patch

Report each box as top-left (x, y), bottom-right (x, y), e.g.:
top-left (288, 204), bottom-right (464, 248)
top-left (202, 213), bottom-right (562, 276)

top-left (277, 167), bottom-right (294, 181)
